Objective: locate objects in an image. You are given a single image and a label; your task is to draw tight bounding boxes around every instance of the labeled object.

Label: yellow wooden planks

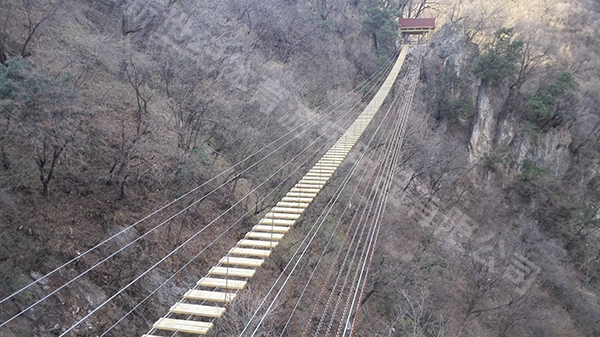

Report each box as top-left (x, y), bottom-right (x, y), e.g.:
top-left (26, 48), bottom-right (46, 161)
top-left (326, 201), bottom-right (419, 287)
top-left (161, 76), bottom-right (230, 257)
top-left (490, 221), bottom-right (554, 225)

top-left (304, 173), bottom-right (332, 179)
top-left (209, 266), bottom-right (256, 278)
top-left (238, 239), bottom-right (279, 248)
top-left (230, 247), bottom-right (273, 257)
top-left (252, 225), bottom-right (291, 233)
top-left (246, 232), bottom-right (285, 240)
top-left (282, 196), bottom-right (314, 203)
top-left (219, 256), bottom-right (264, 267)
top-left (259, 218), bottom-right (296, 226)
top-left (184, 289), bottom-right (236, 303)
top-left (153, 318), bottom-right (213, 334)
top-left (277, 201), bottom-right (310, 207)
top-left (290, 187), bottom-right (321, 194)
top-left (286, 192), bottom-right (318, 198)
top-left (271, 207), bottom-right (305, 214)
top-left (264, 212), bottom-right (301, 220)
top-left (197, 277), bottom-right (247, 290)
top-left (170, 303), bottom-right (226, 318)
top-left (295, 183), bottom-right (324, 189)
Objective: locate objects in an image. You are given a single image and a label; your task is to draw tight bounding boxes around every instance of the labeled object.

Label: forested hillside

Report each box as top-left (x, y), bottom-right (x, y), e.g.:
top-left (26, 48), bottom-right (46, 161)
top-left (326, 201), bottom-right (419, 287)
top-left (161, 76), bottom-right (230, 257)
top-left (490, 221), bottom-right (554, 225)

top-left (365, 0), bottom-right (600, 336)
top-left (1, 0), bottom-right (599, 336)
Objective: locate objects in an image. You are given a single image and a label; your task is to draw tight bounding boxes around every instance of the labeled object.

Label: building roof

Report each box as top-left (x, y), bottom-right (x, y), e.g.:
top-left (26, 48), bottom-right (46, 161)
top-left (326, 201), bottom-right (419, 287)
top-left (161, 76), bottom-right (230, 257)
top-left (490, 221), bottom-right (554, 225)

top-left (398, 18), bottom-right (436, 29)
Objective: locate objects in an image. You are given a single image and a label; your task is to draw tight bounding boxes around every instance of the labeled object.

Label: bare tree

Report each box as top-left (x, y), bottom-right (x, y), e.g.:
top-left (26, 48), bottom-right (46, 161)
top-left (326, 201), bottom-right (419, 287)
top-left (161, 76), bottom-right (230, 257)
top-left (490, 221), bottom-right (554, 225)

top-left (35, 137), bottom-right (68, 197)
top-left (153, 51), bottom-right (221, 151)
top-left (123, 56), bottom-right (151, 137)
top-left (19, 0), bottom-right (64, 57)
top-left (398, 0), bottom-right (438, 18)
top-left (511, 21), bottom-right (554, 89)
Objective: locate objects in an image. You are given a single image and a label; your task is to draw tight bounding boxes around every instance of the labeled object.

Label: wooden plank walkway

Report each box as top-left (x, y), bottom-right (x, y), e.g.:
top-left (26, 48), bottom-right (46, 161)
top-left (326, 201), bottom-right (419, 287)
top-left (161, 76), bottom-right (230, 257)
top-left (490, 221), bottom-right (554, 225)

top-left (145, 45), bottom-right (411, 336)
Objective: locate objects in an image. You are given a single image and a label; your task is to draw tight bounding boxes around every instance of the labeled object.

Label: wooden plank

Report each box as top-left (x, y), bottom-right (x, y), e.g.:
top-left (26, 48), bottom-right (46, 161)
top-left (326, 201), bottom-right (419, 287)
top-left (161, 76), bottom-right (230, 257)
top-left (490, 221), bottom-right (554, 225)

top-left (220, 256), bottom-right (264, 267)
top-left (304, 172), bottom-right (332, 178)
top-left (184, 289), bottom-right (236, 303)
top-left (308, 168), bottom-right (335, 173)
top-left (252, 225), bottom-right (291, 233)
top-left (295, 183), bottom-right (324, 189)
top-left (294, 178), bottom-right (327, 185)
top-left (153, 318), bottom-right (213, 334)
top-left (209, 266), bottom-right (256, 278)
top-left (312, 164), bottom-right (338, 169)
top-left (322, 154), bottom-right (347, 158)
top-left (277, 201), bottom-right (310, 208)
top-left (298, 181), bottom-right (327, 187)
top-left (313, 162), bottom-right (338, 167)
top-left (259, 218), bottom-right (296, 226)
top-left (230, 246), bottom-right (273, 257)
top-left (246, 232), bottom-right (284, 240)
top-left (286, 192), bottom-right (318, 198)
top-left (299, 177), bottom-right (328, 183)
top-left (197, 277), bottom-right (247, 290)
top-left (318, 157), bottom-right (343, 161)
top-left (307, 168), bottom-right (335, 173)
top-left (314, 164), bottom-right (340, 168)
top-left (271, 207), bottom-right (305, 214)
top-left (302, 172), bottom-right (331, 177)
top-left (291, 186), bottom-right (322, 191)
top-left (264, 212), bottom-right (301, 220)
top-left (281, 196), bottom-right (313, 203)
top-left (170, 303), bottom-right (226, 318)
top-left (290, 187), bottom-right (321, 194)
top-left (238, 239), bottom-right (279, 248)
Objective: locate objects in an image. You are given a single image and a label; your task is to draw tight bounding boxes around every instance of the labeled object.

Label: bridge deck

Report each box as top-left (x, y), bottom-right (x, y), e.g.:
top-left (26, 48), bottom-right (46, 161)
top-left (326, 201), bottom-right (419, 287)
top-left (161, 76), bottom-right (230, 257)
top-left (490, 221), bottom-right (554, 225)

top-left (146, 44), bottom-right (411, 336)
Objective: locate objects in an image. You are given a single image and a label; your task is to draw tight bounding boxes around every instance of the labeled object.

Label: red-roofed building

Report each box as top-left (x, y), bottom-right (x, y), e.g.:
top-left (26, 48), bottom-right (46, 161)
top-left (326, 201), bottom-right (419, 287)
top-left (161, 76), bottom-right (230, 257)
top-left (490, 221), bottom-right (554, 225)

top-left (398, 18), bottom-right (436, 44)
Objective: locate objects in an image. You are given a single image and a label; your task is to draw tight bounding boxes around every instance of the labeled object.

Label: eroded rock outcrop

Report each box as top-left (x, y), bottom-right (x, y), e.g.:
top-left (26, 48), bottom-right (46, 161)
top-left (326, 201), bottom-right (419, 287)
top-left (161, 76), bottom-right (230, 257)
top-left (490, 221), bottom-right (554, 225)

top-left (422, 23), bottom-right (573, 177)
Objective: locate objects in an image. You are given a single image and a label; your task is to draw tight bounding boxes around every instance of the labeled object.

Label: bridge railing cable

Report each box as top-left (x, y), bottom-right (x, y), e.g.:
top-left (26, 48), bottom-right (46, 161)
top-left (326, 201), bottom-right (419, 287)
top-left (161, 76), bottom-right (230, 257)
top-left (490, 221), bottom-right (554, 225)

top-left (0, 49), bottom-right (400, 334)
top-left (241, 47), bottom-right (411, 337)
top-left (259, 46), bottom-right (423, 337)
top-left (140, 51), bottom-right (402, 337)
top-left (0, 44), bottom-right (394, 312)
top-left (37, 50), bottom-right (401, 337)
top-left (343, 47), bottom-right (426, 337)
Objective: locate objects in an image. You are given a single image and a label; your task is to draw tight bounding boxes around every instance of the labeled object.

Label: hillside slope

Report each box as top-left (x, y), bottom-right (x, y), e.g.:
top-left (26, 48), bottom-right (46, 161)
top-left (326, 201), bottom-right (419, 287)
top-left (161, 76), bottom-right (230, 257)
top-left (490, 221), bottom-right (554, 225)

top-left (1, 0), bottom-right (600, 336)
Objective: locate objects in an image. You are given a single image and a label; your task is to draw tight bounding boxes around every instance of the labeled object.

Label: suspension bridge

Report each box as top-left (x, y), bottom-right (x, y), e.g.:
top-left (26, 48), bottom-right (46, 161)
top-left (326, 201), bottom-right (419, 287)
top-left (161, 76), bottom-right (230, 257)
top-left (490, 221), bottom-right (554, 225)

top-left (0, 42), bottom-right (426, 336)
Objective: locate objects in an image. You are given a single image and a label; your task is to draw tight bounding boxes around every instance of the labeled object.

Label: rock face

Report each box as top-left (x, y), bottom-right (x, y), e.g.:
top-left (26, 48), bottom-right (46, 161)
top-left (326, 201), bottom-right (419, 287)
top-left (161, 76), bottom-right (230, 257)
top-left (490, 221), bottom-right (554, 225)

top-left (422, 23), bottom-right (573, 177)
top-left (422, 24), bottom-right (478, 86)
top-left (469, 81), bottom-right (510, 163)
top-left (495, 111), bottom-right (573, 176)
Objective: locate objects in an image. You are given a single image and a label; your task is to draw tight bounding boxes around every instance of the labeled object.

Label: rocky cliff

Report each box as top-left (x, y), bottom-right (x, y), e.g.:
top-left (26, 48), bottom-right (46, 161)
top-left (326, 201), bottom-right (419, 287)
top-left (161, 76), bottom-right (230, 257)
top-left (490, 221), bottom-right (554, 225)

top-left (423, 23), bottom-right (574, 178)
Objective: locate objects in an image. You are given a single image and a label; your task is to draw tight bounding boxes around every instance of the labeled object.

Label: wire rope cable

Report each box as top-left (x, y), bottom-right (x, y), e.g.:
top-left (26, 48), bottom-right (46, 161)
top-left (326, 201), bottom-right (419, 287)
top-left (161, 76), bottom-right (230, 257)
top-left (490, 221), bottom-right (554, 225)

top-left (302, 62), bottom-right (411, 337)
top-left (273, 47), bottom-right (420, 337)
top-left (241, 50), bottom-right (409, 336)
top-left (0, 45), bottom-right (393, 311)
top-left (57, 50), bottom-right (403, 337)
top-left (0, 51), bottom-right (398, 333)
top-left (319, 100), bottom-right (400, 336)
top-left (343, 48), bottom-right (425, 337)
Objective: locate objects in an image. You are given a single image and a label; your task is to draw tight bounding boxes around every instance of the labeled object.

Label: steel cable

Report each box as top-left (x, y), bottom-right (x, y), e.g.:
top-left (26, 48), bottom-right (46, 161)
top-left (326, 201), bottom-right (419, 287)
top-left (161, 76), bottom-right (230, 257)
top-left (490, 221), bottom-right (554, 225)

top-left (242, 50), bottom-right (409, 337)
top-left (59, 50), bottom-right (401, 337)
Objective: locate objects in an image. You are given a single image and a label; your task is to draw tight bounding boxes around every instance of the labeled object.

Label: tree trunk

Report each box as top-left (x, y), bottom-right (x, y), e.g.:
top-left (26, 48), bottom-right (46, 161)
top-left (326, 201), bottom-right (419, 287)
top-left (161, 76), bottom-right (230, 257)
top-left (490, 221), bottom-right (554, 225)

top-left (0, 40), bottom-right (7, 65)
